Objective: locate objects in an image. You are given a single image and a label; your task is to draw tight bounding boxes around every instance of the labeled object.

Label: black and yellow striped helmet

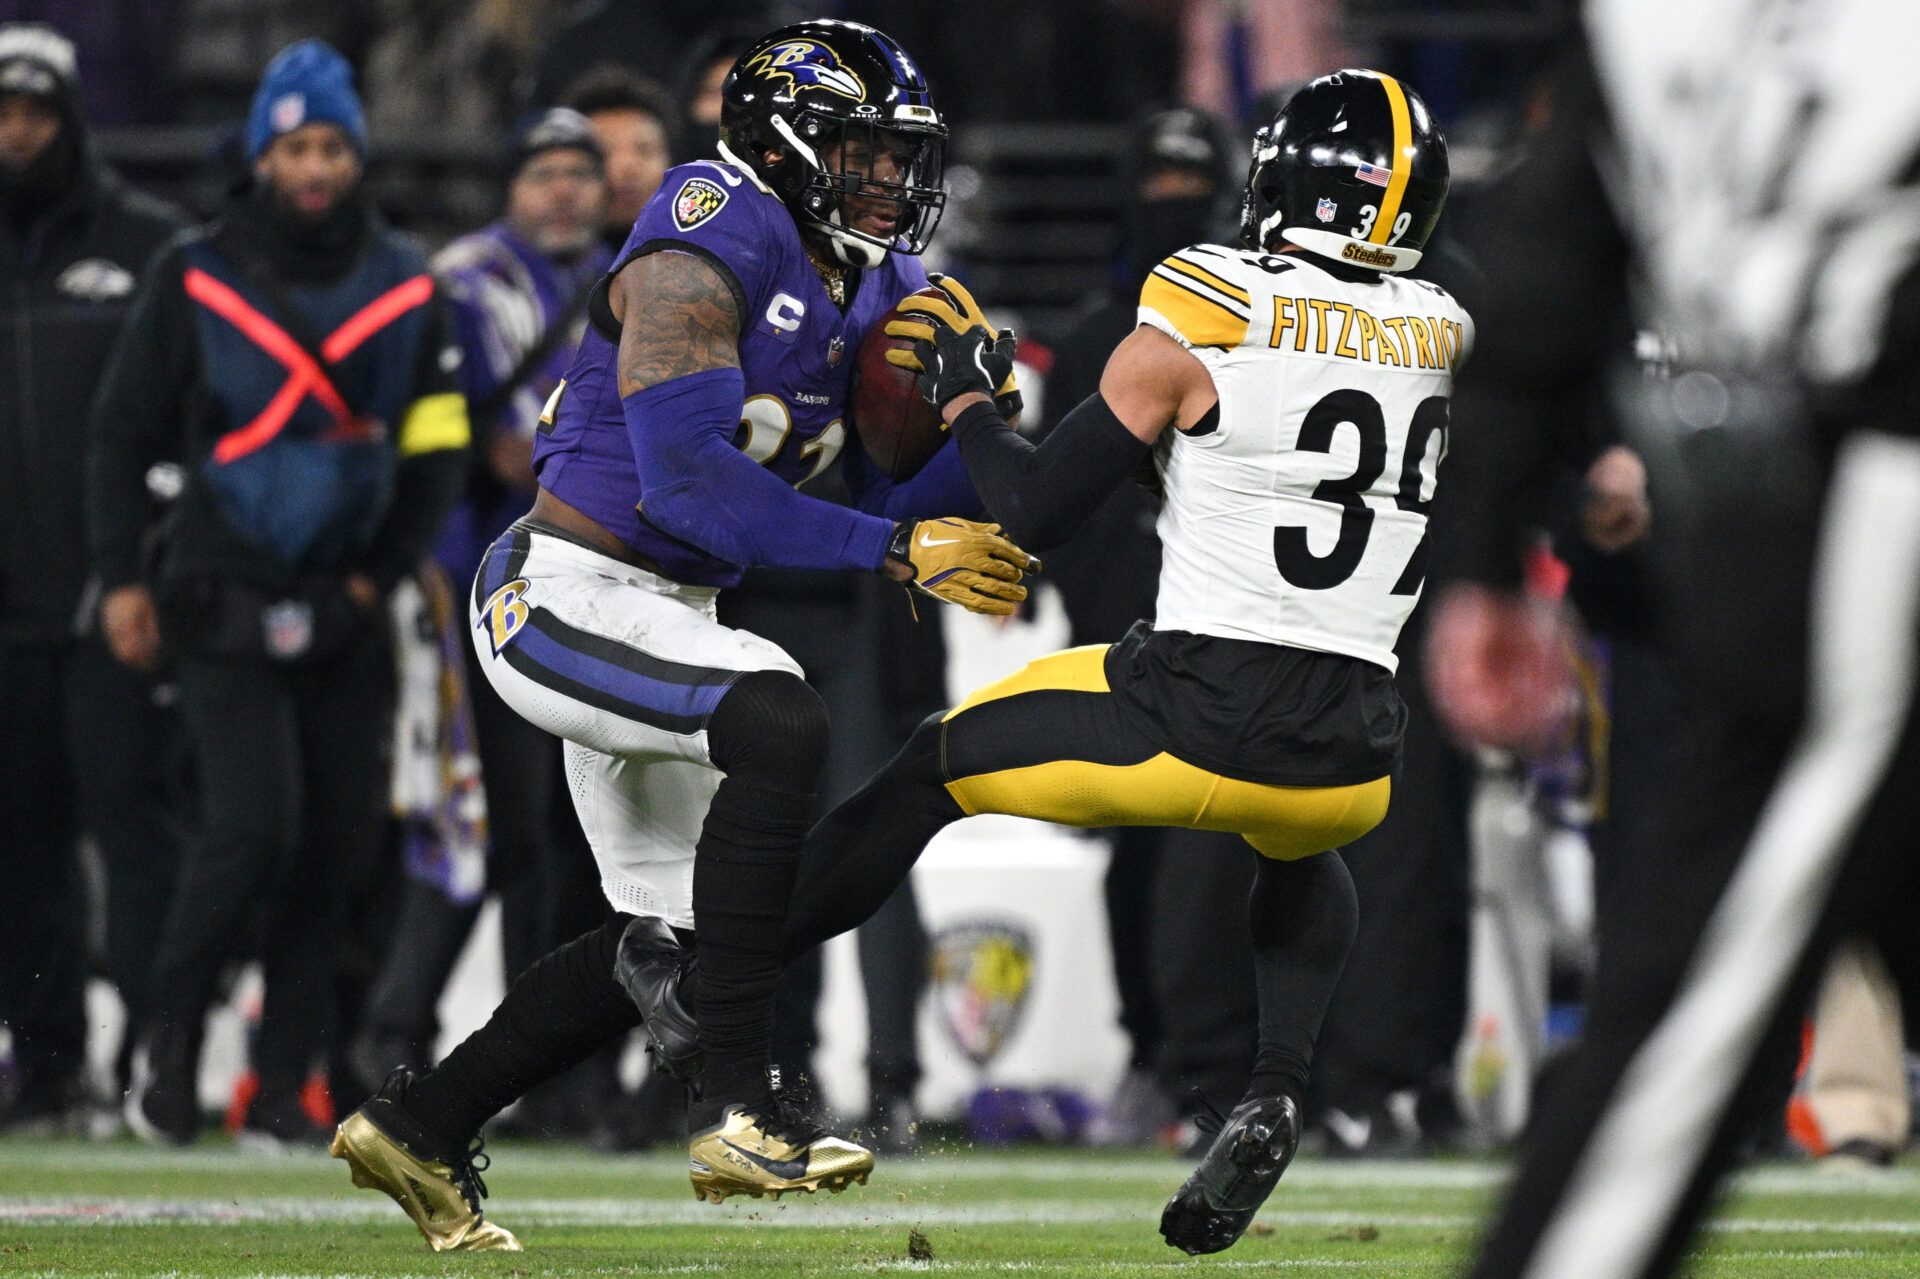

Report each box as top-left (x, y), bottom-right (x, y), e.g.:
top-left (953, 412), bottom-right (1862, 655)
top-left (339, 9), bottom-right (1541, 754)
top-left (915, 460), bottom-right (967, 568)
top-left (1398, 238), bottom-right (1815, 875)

top-left (1238, 69), bottom-right (1449, 274)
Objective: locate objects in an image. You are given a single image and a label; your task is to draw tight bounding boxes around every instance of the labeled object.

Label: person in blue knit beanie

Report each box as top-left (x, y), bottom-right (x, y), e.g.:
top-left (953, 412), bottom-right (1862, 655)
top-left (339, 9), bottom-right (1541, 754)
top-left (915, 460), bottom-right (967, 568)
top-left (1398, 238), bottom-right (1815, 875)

top-left (246, 39), bottom-right (366, 162)
top-left (242, 39), bottom-right (366, 228)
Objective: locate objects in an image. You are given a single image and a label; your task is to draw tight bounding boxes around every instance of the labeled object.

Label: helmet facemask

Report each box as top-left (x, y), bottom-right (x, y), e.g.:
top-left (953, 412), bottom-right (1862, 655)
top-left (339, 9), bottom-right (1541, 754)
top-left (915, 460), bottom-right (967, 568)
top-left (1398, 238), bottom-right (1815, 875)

top-left (753, 109), bottom-right (946, 268)
top-left (1238, 125), bottom-right (1282, 253)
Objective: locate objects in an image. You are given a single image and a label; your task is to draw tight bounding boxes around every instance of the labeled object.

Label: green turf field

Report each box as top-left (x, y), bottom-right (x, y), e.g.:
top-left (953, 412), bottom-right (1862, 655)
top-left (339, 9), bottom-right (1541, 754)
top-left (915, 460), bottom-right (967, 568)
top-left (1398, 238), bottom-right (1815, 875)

top-left (1, 1138), bottom-right (1916, 1277)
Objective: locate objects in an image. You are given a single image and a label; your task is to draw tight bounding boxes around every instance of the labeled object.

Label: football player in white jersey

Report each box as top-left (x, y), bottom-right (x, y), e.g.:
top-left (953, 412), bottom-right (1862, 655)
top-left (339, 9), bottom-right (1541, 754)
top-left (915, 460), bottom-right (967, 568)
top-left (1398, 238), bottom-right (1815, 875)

top-left (621, 69), bottom-right (1470, 1255)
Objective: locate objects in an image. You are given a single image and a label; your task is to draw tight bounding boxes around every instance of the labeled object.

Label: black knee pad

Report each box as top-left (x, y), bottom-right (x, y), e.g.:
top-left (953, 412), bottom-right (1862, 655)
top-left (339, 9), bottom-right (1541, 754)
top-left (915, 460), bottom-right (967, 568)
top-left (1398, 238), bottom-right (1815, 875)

top-left (706, 670), bottom-right (830, 784)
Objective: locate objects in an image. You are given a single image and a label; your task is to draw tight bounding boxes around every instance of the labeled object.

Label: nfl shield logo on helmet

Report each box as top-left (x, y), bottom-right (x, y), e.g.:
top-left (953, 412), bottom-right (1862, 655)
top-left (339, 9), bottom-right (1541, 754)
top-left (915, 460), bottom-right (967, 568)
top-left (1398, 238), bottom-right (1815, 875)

top-left (673, 177), bottom-right (729, 231)
top-left (1316, 197), bottom-right (1337, 223)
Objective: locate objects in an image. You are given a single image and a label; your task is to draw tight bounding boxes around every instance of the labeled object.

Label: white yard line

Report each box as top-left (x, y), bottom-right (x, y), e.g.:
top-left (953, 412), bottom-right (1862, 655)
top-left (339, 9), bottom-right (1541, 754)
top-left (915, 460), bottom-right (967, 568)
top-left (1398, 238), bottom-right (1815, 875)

top-left (3, 1195), bottom-right (1918, 1239)
top-left (8, 1147), bottom-right (1915, 1197)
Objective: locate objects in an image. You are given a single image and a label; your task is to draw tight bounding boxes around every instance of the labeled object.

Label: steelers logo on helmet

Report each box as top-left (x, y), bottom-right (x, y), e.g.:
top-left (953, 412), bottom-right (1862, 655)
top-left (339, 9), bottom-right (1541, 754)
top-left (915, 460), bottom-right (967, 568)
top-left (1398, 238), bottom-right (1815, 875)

top-left (1238, 69), bottom-right (1450, 274)
top-left (718, 19), bottom-right (948, 270)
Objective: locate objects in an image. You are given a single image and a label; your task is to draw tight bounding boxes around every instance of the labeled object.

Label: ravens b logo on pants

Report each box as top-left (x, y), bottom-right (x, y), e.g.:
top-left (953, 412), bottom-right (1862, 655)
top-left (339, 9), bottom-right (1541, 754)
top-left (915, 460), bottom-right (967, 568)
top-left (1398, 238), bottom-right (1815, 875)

top-left (479, 578), bottom-right (531, 656)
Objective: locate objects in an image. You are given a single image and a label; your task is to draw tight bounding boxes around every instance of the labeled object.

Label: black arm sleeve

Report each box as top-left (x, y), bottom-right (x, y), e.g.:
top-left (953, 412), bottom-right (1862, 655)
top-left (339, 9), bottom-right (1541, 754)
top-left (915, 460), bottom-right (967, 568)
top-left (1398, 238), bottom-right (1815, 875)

top-left (1431, 42), bottom-right (1634, 591)
top-left (948, 393), bottom-right (1151, 551)
top-left (88, 244), bottom-right (195, 591)
top-left (358, 289), bottom-right (471, 592)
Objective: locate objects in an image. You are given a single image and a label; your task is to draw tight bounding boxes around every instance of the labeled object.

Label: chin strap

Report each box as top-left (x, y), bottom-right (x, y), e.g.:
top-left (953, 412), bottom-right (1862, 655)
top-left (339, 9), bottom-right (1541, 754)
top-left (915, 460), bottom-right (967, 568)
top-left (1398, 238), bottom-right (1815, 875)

top-left (823, 210), bottom-right (886, 268)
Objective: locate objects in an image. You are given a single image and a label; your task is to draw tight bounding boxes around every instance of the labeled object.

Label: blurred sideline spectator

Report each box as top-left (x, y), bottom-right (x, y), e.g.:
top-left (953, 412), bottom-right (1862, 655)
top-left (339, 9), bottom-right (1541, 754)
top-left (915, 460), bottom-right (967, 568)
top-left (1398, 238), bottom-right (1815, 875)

top-left (0, 1), bottom-right (178, 125)
top-left (91, 40), bottom-right (469, 1149)
top-left (557, 66), bottom-right (676, 253)
top-left (350, 107), bottom-right (612, 1098)
top-left (1793, 939), bottom-right (1908, 1169)
top-left (1308, 608), bottom-right (1474, 1155)
top-left (674, 20), bottom-right (766, 158)
top-left (362, 0), bottom-right (554, 138)
top-left (0, 20), bottom-right (189, 1132)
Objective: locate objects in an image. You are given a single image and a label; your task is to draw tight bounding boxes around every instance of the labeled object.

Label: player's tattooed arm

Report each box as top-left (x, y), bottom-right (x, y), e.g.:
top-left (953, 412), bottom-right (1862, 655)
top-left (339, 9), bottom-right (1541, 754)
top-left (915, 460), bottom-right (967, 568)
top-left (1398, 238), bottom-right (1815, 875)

top-left (613, 250), bottom-right (741, 395)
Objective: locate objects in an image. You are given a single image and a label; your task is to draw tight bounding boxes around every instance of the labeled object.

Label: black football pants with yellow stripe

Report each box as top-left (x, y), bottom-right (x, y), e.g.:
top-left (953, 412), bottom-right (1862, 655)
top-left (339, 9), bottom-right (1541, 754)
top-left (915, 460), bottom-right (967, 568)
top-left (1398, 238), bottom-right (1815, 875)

top-left (783, 645), bottom-right (1391, 1104)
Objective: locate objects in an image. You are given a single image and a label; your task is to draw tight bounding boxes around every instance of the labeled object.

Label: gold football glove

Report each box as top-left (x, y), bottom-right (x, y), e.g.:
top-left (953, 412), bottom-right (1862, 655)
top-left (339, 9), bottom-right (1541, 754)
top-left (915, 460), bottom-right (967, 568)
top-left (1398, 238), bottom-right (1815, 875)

top-left (888, 518), bottom-right (1037, 617)
top-left (884, 275), bottom-right (1022, 414)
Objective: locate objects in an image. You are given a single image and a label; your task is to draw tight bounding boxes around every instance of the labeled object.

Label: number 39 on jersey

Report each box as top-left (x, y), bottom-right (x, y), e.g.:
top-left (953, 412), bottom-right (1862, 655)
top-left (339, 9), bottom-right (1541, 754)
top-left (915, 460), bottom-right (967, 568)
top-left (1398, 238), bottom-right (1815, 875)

top-left (1139, 244), bottom-right (1474, 675)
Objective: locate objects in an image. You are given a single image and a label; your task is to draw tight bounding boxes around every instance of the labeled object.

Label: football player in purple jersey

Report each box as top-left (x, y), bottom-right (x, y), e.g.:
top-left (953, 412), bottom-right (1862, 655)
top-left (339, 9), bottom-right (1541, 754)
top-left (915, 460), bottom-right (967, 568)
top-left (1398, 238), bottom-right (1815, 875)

top-left (329, 20), bottom-right (1033, 1245)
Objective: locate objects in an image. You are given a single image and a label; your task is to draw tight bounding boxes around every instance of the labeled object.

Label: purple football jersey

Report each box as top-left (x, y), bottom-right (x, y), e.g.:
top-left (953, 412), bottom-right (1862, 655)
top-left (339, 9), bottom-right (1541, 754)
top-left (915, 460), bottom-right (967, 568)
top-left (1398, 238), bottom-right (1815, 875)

top-left (533, 160), bottom-right (930, 587)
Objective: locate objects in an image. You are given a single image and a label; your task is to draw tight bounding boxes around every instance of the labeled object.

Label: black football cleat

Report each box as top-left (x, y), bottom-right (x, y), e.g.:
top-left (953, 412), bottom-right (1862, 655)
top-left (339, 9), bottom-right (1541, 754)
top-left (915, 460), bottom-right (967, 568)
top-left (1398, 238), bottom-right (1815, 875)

top-left (239, 1087), bottom-right (329, 1152)
top-left (124, 1021), bottom-right (202, 1147)
top-left (613, 916), bottom-right (703, 1082)
top-left (1159, 1094), bottom-right (1301, 1255)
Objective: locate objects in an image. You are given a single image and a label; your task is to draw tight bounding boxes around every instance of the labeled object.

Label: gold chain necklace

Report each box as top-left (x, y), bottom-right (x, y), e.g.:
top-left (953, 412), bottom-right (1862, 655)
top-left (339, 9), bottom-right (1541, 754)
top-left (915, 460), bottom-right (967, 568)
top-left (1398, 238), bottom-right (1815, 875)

top-left (805, 243), bottom-right (848, 306)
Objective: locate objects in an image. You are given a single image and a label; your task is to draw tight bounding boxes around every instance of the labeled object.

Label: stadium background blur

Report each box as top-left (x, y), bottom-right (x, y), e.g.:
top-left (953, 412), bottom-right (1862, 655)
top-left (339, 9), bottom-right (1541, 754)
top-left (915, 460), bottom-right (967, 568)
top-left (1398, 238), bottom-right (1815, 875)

top-left (0, 0), bottom-right (1907, 1181)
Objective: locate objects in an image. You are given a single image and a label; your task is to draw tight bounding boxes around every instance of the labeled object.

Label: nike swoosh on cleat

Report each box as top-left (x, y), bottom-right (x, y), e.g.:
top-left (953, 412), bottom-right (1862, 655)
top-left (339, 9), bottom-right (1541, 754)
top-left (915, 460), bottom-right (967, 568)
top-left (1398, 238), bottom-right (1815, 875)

top-left (720, 1140), bottom-right (809, 1181)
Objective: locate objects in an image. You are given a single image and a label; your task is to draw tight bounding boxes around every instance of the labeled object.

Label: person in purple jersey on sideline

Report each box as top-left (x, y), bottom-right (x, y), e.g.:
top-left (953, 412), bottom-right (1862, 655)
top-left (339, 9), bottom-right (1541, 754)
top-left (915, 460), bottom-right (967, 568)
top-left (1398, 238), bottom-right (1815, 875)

top-left (346, 108), bottom-right (614, 1097)
top-left (329, 19), bottom-right (1035, 1249)
top-left (432, 108), bottom-right (613, 599)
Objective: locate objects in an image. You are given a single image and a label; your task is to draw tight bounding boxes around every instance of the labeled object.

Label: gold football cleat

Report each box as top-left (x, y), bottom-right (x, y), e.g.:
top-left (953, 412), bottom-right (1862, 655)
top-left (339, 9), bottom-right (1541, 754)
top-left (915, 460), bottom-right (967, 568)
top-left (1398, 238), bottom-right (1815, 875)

top-left (330, 1109), bottom-right (522, 1252)
top-left (687, 1102), bottom-right (875, 1203)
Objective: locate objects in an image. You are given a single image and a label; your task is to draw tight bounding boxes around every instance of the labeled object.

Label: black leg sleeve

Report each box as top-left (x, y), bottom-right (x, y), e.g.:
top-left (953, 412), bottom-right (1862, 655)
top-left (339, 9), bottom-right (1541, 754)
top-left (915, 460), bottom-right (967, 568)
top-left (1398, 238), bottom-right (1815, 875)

top-left (1105, 825), bottom-right (1166, 1070)
top-left (1245, 850), bottom-right (1359, 1106)
top-left (692, 670), bottom-right (829, 1102)
top-left (782, 713), bottom-right (964, 961)
top-left (401, 912), bottom-right (640, 1145)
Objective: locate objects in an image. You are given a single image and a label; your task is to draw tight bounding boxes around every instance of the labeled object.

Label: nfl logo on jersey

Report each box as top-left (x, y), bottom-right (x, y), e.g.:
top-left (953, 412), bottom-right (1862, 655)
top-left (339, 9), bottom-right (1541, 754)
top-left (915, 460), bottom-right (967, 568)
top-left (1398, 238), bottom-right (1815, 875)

top-left (1316, 197), bottom-right (1337, 223)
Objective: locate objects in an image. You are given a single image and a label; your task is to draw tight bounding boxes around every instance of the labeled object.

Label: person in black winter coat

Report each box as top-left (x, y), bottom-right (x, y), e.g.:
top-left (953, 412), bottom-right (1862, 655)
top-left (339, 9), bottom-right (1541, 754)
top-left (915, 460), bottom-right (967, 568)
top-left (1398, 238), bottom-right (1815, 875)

top-left (0, 21), bottom-right (189, 1132)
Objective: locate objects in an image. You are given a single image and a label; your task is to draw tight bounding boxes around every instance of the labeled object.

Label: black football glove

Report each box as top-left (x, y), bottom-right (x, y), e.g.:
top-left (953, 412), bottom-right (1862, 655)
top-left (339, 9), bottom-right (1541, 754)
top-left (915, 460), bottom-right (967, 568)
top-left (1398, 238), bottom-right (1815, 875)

top-left (910, 323), bottom-right (1019, 417)
top-left (884, 273), bottom-right (1023, 419)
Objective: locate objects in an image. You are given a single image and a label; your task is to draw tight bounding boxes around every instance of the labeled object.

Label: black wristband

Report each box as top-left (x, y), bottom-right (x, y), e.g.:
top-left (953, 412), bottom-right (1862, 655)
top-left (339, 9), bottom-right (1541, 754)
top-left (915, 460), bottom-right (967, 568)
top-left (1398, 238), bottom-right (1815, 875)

top-left (886, 520), bottom-right (915, 569)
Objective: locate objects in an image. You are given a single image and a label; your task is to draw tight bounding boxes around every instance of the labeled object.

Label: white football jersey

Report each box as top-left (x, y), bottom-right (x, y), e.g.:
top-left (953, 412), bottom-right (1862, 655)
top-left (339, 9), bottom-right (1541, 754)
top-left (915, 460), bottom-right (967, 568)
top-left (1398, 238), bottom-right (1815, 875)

top-left (1138, 244), bottom-right (1473, 673)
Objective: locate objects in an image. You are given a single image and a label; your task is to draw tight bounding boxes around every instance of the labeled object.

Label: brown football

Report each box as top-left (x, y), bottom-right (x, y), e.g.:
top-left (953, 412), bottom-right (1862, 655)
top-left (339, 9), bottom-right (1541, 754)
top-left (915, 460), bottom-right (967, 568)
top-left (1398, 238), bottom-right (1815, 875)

top-left (851, 287), bottom-right (950, 480)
